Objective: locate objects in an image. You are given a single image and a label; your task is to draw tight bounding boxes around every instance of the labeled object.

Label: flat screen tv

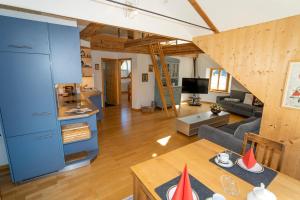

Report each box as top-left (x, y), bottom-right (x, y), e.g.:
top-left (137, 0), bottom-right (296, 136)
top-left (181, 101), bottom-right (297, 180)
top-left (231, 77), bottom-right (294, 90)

top-left (182, 78), bottom-right (209, 94)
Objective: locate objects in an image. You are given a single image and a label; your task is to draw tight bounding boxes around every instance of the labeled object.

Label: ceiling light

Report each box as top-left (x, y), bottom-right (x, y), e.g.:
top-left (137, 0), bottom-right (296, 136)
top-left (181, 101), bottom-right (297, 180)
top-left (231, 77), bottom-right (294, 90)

top-left (124, 0), bottom-right (139, 19)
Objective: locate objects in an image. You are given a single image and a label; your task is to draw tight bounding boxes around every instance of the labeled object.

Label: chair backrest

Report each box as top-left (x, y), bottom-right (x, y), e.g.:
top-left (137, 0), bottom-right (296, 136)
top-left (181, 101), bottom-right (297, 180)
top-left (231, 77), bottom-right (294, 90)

top-left (241, 132), bottom-right (285, 171)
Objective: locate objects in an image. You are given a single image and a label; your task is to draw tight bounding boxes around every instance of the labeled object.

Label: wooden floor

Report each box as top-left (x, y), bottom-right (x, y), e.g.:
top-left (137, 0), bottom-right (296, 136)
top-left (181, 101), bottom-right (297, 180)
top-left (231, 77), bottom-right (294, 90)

top-left (0, 95), bottom-right (243, 200)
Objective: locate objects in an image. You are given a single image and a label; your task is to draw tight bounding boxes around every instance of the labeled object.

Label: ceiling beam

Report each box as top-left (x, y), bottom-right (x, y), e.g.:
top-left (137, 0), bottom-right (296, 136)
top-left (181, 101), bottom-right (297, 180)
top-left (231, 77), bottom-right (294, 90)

top-left (91, 42), bottom-right (202, 55)
top-left (163, 43), bottom-right (203, 55)
top-left (187, 0), bottom-right (219, 33)
top-left (91, 34), bottom-right (128, 43)
top-left (124, 35), bottom-right (174, 48)
top-left (80, 23), bottom-right (105, 40)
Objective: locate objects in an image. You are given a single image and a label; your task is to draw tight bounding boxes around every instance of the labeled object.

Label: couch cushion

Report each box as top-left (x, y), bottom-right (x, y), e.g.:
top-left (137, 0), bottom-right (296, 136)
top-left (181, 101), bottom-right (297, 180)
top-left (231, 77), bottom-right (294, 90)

top-left (230, 90), bottom-right (246, 101)
top-left (218, 126), bottom-right (236, 135)
top-left (234, 103), bottom-right (254, 112)
top-left (224, 98), bottom-right (240, 102)
top-left (219, 116), bottom-right (257, 134)
top-left (234, 118), bottom-right (261, 140)
top-left (219, 100), bottom-right (235, 107)
top-left (243, 93), bottom-right (254, 105)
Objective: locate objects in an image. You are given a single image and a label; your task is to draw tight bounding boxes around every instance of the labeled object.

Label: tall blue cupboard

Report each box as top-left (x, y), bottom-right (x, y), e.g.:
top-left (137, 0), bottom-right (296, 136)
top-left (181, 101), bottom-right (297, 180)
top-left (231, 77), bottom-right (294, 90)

top-left (0, 15), bottom-right (66, 182)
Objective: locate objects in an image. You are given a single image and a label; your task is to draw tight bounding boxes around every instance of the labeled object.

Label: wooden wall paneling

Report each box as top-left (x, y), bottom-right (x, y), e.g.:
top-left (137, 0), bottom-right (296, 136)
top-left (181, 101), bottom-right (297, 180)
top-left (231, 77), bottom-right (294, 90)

top-left (193, 15), bottom-right (300, 179)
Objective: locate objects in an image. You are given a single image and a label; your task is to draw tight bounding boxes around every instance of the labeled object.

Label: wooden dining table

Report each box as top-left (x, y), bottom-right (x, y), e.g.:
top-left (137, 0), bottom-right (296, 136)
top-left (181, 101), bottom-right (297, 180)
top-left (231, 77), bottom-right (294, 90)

top-left (131, 139), bottom-right (300, 200)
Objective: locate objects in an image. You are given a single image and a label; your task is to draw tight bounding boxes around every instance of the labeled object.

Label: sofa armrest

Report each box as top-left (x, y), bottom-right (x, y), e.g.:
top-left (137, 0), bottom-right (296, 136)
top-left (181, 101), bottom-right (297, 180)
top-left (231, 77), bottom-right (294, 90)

top-left (216, 96), bottom-right (230, 104)
top-left (198, 125), bottom-right (243, 153)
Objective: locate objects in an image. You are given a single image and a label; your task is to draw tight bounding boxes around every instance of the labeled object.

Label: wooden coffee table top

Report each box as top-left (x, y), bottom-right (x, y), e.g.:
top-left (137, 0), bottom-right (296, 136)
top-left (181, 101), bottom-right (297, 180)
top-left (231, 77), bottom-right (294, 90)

top-left (131, 140), bottom-right (300, 200)
top-left (177, 111), bottom-right (229, 124)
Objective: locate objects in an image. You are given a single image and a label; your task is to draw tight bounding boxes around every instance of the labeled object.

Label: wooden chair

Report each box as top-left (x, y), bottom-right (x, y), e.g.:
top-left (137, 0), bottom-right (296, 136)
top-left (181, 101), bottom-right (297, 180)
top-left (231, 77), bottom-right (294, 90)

top-left (241, 132), bottom-right (285, 171)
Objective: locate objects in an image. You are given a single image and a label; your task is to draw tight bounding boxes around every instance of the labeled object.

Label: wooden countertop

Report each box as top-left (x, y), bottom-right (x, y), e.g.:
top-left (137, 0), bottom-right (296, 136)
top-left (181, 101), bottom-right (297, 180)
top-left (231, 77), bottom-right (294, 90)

top-left (131, 139), bottom-right (300, 200)
top-left (57, 98), bottom-right (99, 121)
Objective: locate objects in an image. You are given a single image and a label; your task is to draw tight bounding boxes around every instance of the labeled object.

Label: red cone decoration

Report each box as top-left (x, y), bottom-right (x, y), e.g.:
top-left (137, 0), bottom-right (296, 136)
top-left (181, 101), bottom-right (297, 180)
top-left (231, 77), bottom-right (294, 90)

top-left (242, 148), bottom-right (257, 169)
top-left (172, 164), bottom-right (193, 200)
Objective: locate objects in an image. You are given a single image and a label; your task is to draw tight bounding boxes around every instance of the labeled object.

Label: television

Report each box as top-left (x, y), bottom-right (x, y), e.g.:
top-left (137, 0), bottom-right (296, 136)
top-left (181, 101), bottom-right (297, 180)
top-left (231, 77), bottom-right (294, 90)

top-left (182, 78), bottom-right (209, 94)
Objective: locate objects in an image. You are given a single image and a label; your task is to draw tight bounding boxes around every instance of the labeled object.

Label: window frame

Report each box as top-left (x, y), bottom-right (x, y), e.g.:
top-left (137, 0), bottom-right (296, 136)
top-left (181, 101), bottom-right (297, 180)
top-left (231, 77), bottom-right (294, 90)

top-left (120, 60), bottom-right (131, 78)
top-left (209, 67), bottom-right (230, 92)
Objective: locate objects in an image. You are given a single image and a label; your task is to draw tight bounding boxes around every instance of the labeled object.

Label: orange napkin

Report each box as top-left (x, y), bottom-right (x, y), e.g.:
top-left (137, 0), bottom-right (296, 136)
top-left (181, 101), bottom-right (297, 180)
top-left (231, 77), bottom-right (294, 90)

top-left (242, 148), bottom-right (257, 169)
top-left (172, 164), bottom-right (193, 200)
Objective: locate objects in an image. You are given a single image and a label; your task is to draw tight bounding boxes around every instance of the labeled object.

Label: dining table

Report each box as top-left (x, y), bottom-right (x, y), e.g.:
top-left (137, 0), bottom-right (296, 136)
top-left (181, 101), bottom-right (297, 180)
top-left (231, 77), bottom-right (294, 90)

top-left (131, 139), bottom-right (300, 200)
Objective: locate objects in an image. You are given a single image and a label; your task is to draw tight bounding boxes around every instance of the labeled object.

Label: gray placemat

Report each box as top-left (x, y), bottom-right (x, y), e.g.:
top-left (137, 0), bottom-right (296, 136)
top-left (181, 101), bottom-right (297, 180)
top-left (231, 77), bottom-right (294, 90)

top-left (209, 153), bottom-right (277, 187)
top-left (155, 174), bottom-right (214, 200)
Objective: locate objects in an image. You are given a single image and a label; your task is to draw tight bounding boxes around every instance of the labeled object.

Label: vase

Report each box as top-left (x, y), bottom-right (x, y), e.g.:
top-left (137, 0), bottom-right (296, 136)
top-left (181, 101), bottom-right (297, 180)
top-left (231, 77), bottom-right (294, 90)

top-left (211, 109), bottom-right (221, 115)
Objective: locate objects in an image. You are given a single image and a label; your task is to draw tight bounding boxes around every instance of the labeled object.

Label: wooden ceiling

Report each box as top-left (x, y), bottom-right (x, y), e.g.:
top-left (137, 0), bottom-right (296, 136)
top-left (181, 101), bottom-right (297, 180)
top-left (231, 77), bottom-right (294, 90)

top-left (80, 23), bottom-right (203, 55)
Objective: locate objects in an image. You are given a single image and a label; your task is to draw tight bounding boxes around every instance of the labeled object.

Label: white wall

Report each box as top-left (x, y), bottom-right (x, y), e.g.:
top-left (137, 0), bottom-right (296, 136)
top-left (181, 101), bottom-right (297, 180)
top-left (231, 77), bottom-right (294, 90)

top-left (175, 56), bottom-right (194, 101)
top-left (0, 8), bottom-right (77, 26)
top-left (0, 0), bottom-right (212, 40)
top-left (231, 78), bottom-right (248, 92)
top-left (196, 53), bottom-right (248, 103)
top-left (91, 50), bottom-right (194, 109)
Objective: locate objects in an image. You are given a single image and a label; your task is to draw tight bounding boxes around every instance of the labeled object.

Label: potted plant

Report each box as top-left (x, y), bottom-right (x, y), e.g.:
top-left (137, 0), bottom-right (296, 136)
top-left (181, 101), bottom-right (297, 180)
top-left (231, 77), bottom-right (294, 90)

top-left (210, 103), bottom-right (223, 115)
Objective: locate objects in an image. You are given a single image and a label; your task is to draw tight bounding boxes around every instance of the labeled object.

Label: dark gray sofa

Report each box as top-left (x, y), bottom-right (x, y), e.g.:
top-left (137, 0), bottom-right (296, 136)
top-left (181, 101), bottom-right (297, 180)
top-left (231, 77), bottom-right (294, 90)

top-left (216, 90), bottom-right (263, 117)
top-left (198, 117), bottom-right (261, 153)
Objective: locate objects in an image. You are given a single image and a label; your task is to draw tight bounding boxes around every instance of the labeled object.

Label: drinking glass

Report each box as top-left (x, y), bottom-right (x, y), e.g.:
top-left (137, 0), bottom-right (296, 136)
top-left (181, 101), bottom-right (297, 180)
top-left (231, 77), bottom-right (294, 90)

top-left (224, 150), bottom-right (232, 161)
top-left (220, 175), bottom-right (239, 196)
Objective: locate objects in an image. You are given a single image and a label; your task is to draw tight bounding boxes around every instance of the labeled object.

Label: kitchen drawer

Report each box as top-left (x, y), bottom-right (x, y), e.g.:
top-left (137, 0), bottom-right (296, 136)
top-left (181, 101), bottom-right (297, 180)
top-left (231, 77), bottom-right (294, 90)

top-left (7, 130), bottom-right (65, 182)
top-left (0, 15), bottom-right (49, 54)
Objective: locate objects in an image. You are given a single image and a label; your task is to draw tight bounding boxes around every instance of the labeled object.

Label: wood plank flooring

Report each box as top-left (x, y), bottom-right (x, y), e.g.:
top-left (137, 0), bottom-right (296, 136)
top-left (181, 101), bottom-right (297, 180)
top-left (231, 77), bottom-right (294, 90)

top-left (0, 95), bottom-right (243, 200)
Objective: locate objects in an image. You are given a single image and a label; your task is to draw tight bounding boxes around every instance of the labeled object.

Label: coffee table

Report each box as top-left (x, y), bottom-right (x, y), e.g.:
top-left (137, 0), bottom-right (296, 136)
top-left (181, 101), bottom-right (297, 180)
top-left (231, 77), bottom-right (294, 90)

top-left (176, 111), bottom-right (230, 136)
top-left (131, 140), bottom-right (300, 200)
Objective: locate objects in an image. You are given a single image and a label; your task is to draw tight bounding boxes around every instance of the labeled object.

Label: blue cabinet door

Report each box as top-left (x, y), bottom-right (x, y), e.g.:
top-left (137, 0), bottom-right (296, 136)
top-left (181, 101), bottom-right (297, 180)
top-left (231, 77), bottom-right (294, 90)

top-left (89, 95), bottom-right (103, 120)
top-left (49, 24), bottom-right (82, 83)
top-left (0, 16), bottom-right (49, 54)
top-left (0, 52), bottom-right (57, 137)
top-left (6, 130), bottom-right (65, 182)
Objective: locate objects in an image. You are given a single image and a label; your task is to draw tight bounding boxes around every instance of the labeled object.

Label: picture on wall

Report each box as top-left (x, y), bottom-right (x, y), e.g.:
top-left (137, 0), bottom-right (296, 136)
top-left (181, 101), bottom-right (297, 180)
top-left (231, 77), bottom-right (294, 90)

top-left (282, 61), bottom-right (300, 109)
top-left (95, 64), bottom-right (100, 70)
top-left (148, 64), bottom-right (153, 72)
top-left (142, 73), bottom-right (148, 82)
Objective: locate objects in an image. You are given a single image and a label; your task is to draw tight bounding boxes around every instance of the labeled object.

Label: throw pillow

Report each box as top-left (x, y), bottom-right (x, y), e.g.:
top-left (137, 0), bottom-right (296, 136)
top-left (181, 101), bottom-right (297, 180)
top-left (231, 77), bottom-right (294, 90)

top-left (224, 98), bottom-right (240, 102)
top-left (253, 97), bottom-right (264, 107)
top-left (234, 118), bottom-right (261, 140)
top-left (243, 93), bottom-right (254, 105)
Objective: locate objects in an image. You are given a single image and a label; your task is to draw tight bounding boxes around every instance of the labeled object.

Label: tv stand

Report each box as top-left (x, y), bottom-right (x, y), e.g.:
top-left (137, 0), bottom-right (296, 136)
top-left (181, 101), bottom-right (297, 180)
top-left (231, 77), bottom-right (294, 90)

top-left (188, 95), bottom-right (201, 106)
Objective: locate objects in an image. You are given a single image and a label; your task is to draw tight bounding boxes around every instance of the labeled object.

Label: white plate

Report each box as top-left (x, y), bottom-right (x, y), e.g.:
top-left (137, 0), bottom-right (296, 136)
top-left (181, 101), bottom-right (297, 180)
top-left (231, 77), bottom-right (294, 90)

top-left (166, 185), bottom-right (199, 200)
top-left (236, 158), bottom-right (264, 173)
top-left (214, 157), bottom-right (234, 168)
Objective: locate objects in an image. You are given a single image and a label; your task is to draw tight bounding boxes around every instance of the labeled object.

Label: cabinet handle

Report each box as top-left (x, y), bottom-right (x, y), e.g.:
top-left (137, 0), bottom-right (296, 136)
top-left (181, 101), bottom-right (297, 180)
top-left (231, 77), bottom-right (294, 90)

top-left (32, 112), bottom-right (52, 116)
top-left (8, 44), bottom-right (33, 49)
top-left (36, 133), bottom-right (53, 140)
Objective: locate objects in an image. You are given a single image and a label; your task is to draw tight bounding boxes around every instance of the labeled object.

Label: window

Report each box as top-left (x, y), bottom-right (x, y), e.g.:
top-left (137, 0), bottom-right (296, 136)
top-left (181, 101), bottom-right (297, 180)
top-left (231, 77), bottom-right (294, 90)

top-left (209, 68), bottom-right (230, 92)
top-left (120, 60), bottom-right (131, 78)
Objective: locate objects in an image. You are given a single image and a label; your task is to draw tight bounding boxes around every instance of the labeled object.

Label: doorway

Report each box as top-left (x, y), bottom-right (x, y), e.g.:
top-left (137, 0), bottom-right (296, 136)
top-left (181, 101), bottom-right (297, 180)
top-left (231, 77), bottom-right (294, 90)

top-left (101, 58), bottom-right (132, 108)
top-left (120, 59), bottom-right (132, 107)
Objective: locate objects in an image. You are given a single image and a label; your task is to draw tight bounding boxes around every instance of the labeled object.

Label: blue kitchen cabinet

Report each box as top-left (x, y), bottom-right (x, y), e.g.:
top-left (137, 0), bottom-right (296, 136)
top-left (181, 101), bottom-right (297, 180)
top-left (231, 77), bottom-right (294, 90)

top-left (48, 24), bottom-right (82, 84)
top-left (6, 130), bottom-right (65, 182)
top-left (0, 15), bottom-right (49, 54)
top-left (0, 52), bottom-right (58, 137)
top-left (60, 114), bottom-right (99, 163)
top-left (155, 57), bottom-right (182, 108)
top-left (89, 95), bottom-right (103, 121)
